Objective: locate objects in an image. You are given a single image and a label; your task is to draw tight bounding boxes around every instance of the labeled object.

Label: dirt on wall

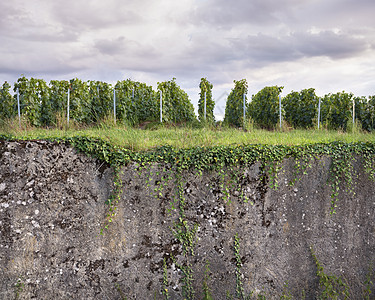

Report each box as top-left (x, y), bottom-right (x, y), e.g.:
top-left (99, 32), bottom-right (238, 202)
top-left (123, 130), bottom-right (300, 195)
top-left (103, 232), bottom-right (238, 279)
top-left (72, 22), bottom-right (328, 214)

top-left (0, 140), bottom-right (374, 299)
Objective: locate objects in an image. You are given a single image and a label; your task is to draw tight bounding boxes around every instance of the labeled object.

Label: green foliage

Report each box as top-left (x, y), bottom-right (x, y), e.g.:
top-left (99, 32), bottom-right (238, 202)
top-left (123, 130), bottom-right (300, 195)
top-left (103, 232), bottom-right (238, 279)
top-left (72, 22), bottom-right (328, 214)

top-left (157, 78), bottom-right (196, 124)
top-left (171, 174), bottom-right (198, 256)
top-left (69, 78), bottom-right (91, 123)
top-left (14, 77), bottom-right (42, 126)
top-left (198, 78), bottom-right (215, 124)
top-left (280, 281), bottom-right (292, 299)
top-left (248, 86), bottom-right (283, 129)
top-left (100, 165), bottom-right (123, 234)
top-left (49, 79), bottom-right (70, 117)
top-left (1, 134), bottom-right (375, 298)
top-left (115, 282), bottom-right (127, 300)
top-left (202, 261), bottom-right (213, 300)
top-left (354, 95), bottom-right (375, 132)
top-left (13, 77), bottom-right (52, 127)
top-left (172, 259), bottom-right (195, 300)
top-left (224, 79), bottom-right (248, 127)
top-left (0, 81), bottom-right (15, 120)
top-left (38, 79), bottom-right (52, 126)
top-left (14, 276), bottom-right (24, 300)
top-left (320, 92), bottom-right (353, 130)
top-left (311, 246), bottom-right (350, 299)
top-left (3, 76), bottom-right (375, 132)
top-left (89, 81), bottom-right (113, 122)
top-left (181, 262), bottom-right (195, 300)
top-left (234, 233), bottom-right (245, 299)
top-left (162, 258), bottom-right (170, 300)
top-left (115, 79), bottom-right (158, 125)
top-left (60, 135), bottom-right (375, 218)
top-left (363, 262), bottom-right (374, 300)
top-left (283, 88), bottom-right (318, 128)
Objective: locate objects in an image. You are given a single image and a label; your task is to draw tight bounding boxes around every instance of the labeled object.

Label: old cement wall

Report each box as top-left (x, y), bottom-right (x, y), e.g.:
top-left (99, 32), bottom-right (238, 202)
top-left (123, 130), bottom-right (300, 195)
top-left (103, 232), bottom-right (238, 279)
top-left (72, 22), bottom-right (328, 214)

top-left (0, 140), bottom-right (374, 299)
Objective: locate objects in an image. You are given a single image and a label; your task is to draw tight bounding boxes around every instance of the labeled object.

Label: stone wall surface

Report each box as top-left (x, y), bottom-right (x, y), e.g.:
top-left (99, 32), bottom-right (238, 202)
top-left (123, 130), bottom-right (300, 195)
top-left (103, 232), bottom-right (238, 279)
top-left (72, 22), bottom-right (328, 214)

top-left (0, 140), bottom-right (374, 299)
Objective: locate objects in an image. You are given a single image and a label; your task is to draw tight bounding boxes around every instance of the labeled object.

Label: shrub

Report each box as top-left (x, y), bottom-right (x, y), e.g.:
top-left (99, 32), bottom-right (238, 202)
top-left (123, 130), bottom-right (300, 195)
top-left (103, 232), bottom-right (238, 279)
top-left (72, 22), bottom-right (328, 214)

top-left (198, 78), bottom-right (215, 124)
top-left (157, 78), bottom-right (196, 123)
top-left (0, 81), bottom-right (15, 120)
top-left (248, 86), bottom-right (283, 129)
top-left (223, 79), bottom-right (248, 127)
top-left (283, 88), bottom-right (318, 129)
top-left (320, 92), bottom-right (353, 130)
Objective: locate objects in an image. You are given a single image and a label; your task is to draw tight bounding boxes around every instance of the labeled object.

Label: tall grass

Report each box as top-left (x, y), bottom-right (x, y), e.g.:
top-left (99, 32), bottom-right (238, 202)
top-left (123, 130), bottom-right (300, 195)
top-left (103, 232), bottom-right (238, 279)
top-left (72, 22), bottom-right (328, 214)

top-left (1, 119), bottom-right (375, 151)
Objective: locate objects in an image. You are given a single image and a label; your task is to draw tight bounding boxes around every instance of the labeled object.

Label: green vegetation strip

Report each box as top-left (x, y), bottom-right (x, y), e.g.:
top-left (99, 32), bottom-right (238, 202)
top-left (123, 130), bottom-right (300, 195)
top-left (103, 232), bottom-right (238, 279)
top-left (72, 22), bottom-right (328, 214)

top-left (1, 133), bottom-right (375, 170)
top-left (2, 126), bottom-right (375, 151)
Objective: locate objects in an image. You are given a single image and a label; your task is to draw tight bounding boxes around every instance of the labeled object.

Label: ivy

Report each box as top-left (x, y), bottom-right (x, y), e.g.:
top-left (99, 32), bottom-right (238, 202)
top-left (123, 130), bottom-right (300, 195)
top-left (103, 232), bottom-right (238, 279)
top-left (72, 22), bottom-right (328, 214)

top-left (234, 233), bottom-right (245, 299)
top-left (311, 246), bottom-right (350, 299)
top-left (170, 172), bottom-right (198, 256)
top-left (57, 137), bottom-right (375, 216)
top-left (1, 134), bottom-right (375, 297)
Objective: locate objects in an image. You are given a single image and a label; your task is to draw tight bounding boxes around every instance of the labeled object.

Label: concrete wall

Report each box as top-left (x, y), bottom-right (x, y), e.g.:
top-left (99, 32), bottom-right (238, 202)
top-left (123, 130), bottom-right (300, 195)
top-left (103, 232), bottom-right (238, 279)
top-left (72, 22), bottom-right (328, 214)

top-left (0, 140), bottom-right (374, 299)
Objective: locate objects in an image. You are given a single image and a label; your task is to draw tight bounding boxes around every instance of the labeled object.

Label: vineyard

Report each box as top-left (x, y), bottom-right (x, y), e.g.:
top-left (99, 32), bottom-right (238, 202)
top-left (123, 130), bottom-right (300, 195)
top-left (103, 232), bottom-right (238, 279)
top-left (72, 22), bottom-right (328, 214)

top-left (1, 76), bottom-right (375, 131)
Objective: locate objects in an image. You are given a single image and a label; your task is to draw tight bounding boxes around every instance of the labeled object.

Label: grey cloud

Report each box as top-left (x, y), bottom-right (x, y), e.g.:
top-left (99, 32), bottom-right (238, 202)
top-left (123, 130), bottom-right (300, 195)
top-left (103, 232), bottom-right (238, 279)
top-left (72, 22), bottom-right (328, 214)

top-left (50, 0), bottom-right (143, 31)
top-left (93, 36), bottom-right (160, 62)
top-left (293, 31), bottom-right (370, 59)
top-left (0, 2), bottom-right (79, 43)
top-left (229, 30), bottom-right (371, 66)
top-left (187, 0), bottom-right (300, 28)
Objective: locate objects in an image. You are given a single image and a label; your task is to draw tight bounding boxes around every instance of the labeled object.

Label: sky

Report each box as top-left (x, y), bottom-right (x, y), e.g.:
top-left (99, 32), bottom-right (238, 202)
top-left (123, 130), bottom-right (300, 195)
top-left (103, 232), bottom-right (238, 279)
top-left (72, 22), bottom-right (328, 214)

top-left (1, 0), bottom-right (374, 118)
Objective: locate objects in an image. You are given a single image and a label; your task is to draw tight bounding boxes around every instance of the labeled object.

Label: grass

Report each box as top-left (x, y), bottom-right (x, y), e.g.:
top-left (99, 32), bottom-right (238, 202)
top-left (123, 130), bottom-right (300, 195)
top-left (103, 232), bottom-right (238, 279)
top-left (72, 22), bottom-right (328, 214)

top-left (1, 119), bottom-right (375, 151)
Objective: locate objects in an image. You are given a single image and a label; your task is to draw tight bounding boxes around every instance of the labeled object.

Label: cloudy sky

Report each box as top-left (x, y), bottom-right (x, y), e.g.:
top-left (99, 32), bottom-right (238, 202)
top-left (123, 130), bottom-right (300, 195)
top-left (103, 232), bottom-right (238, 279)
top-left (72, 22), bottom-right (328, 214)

top-left (1, 0), bottom-right (374, 117)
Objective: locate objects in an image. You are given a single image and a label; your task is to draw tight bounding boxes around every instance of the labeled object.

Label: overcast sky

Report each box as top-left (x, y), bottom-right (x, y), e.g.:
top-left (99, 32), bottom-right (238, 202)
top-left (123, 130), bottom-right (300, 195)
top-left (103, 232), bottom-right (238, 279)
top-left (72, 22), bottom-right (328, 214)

top-left (1, 0), bottom-right (374, 117)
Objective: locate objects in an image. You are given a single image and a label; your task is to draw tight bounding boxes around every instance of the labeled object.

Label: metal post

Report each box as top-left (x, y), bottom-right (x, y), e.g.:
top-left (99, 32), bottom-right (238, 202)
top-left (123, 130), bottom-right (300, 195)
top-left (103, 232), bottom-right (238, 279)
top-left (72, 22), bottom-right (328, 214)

top-left (353, 97), bottom-right (355, 125)
top-left (243, 93), bottom-right (246, 128)
top-left (204, 91), bottom-right (207, 121)
top-left (132, 88), bottom-right (134, 99)
top-left (17, 88), bottom-right (21, 128)
top-left (279, 95), bottom-right (282, 129)
top-left (67, 88), bottom-right (70, 126)
top-left (160, 90), bottom-right (162, 123)
top-left (318, 97), bottom-right (321, 129)
top-left (113, 89), bottom-right (116, 125)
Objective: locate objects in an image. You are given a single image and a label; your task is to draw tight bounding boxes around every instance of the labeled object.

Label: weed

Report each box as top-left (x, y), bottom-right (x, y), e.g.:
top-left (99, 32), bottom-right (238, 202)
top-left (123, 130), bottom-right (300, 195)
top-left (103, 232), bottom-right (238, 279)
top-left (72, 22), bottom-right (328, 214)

top-left (115, 282), bottom-right (127, 300)
top-left (202, 261), bottom-right (213, 300)
top-left (311, 246), bottom-right (350, 299)
top-left (14, 276), bottom-right (24, 300)
top-left (162, 258), bottom-right (170, 300)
